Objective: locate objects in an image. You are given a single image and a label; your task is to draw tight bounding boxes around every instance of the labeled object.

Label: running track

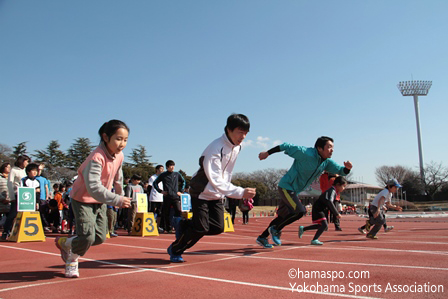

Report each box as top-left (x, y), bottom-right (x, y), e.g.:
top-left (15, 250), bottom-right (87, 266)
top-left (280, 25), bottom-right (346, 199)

top-left (1, 214), bottom-right (447, 299)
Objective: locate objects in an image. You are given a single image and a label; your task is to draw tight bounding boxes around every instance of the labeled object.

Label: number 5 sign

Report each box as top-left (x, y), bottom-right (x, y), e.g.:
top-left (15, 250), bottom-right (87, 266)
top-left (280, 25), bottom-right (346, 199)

top-left (8, 212), bottom-right (46, 242)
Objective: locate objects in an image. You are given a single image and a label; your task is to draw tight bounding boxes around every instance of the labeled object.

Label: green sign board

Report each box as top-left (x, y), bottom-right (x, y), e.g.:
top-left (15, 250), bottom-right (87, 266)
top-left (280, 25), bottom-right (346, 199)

top-left (17, 187), bottom-right (36, 212)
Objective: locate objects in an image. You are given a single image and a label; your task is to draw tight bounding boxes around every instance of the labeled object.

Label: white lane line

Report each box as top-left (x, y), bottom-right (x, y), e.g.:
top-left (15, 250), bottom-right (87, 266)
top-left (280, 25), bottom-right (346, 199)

top-left (103, 237), bottom-right (448, 256)
top-left (102, 242), bottom-right (448, 270)
top-left (312, 244), bottom-right (448, 256)
top-left (244, 254), bottom-right (448, 271)
top-left (0, 269), bottom-right (149, 293)
top-left (0, 244), bottom-right (382, 299)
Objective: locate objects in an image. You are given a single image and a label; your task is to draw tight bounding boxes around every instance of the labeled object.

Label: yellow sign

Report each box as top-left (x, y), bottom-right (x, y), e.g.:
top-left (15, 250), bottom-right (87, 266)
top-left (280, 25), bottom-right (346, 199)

top-left (182, 211), bottom-right (193, 219)
top-left (136, 193), bottom-right (148, 213)
top-left (8, 212), bottom-right (46, 243)
top-left (223, 212), bottom-right (234, 232)
top-left (131, 212), bottom-right (159, 236)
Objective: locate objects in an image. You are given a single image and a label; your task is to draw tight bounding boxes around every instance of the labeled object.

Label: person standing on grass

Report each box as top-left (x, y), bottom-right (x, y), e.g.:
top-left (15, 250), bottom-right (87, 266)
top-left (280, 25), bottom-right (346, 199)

top-left (55, 120), bottom-right (131, 278)
top-left (256, 137), bottom-right (352, 248)
top-left (299, 176), bottom-right (347, 245)
top-left (167, 114), bottom-right (256, 263)
top-left (365, 179), bottom-right (402, 239)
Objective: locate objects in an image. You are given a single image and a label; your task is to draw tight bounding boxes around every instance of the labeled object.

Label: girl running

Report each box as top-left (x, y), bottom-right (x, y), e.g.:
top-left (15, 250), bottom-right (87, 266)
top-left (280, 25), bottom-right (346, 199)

top-left (55, 120), bottom-right (131, 278)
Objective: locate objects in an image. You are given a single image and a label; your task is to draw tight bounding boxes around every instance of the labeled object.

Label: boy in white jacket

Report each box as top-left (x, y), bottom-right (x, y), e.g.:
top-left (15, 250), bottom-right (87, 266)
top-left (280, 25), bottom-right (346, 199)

top-left (167, 114), bottom-right (256, 263)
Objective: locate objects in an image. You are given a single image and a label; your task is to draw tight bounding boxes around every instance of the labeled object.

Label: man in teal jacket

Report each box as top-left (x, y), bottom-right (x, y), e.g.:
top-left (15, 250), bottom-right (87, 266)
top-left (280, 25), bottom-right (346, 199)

top-left (256, 136), bottom-right (352, 248)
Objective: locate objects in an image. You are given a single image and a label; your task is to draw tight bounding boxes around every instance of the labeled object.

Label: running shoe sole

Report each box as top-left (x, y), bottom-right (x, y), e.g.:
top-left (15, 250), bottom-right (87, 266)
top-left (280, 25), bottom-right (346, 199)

top-left (55, 236), bottom-right (69, 263)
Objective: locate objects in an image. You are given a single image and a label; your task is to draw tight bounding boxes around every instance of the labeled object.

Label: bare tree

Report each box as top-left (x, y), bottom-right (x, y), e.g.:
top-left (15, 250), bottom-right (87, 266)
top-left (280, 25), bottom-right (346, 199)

top-left (375, 163), bottom-right (448, 200)
top-left (401, 170), bottom-right (424, 197)
top-left (235, 168), bottom-right (286, 191)
top-left (234, 168), bottom-right (287, 200)
top-left (345, 171), bottom-right (354, 182)
top-left (0, 143), bottom-right (13, 164)
top-left (424, 161), bottom-right (448, 200)
top-left (375, 165), bottom-right (413, 186)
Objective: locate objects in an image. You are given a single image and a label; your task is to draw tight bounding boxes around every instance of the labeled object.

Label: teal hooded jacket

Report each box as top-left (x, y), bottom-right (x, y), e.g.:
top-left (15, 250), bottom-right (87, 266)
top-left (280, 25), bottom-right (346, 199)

top-left (277, 143), bottom-right (349, 194)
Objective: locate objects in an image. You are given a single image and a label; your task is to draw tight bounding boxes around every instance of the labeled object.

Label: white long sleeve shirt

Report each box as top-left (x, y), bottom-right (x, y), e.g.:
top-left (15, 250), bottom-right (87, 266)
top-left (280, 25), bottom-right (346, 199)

top-left (7, 166), bottom-right (26, 201)
top-left (191, 133), bottom-right (245, 201)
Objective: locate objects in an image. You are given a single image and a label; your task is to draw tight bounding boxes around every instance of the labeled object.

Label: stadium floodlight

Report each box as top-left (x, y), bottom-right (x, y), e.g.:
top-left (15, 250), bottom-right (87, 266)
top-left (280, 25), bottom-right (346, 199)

top-left (397, 80), bottom-right (432, 96)
top-left (397, 80), bottom-right (432, 184)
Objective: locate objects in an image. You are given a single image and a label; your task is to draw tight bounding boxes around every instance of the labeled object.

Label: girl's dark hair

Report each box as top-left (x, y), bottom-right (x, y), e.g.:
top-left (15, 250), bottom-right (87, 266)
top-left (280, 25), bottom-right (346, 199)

top-left (131, 174), bottom-right (142, 181)
top-left (333, 176), bottom-right (347, 186)
top-left (225, 114), bottom-right (250, 132)
top-left (0, 162), bottom-right (10, 173)
top-left (25, 163), bottom-right (39, 174)
top-left (98, 119), bottom-right (130, 143)
top-left (14, 155), bottom-right (31, 167)
top-left (314, 136), bottom-right (334, 150)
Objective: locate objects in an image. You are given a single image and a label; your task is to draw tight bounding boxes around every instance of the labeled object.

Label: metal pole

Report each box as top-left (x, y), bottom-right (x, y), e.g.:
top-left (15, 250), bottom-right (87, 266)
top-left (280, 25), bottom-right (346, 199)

top-left (400, 188), bottom-right (403, 206)
top-left (413, 95), bottom-right (425, 183)
top-left (404, 191), bottom-right (407, 210)
top-left (357, 187), bottom-right (359, 205)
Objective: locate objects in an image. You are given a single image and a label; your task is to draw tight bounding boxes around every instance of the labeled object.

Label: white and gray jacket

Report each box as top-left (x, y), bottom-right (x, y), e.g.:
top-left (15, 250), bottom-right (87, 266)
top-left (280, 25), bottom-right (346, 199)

top-left (189, 133), bottom-right (245, 201)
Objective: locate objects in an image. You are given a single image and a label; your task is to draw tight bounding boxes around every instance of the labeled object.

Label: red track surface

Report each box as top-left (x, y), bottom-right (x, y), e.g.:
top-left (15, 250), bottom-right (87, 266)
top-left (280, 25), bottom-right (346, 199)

top-left (1, 214), bottom-right (447, 298)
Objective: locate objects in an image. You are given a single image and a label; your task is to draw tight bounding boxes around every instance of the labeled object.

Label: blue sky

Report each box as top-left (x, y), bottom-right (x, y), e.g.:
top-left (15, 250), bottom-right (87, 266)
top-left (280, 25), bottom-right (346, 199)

top-left (1, 1), bottom-right (447, 186)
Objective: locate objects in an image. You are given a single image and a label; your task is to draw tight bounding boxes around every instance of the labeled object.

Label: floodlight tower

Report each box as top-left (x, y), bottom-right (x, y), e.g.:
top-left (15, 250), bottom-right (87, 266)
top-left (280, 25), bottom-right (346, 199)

top-left (397, 80), bottom-right (432, 183)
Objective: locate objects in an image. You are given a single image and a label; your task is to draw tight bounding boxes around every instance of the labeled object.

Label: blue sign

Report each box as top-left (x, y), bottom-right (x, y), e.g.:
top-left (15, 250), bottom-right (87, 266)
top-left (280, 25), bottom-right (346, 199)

top-left (181, 194), bottom-right (191, 212)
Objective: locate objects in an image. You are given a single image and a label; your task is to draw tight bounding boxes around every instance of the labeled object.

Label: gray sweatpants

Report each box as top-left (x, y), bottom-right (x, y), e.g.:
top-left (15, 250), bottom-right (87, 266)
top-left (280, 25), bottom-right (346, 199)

top-left (368, 205), bottom-right (385, 237)
top-left (71, 199), bottom-right (108, 256)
